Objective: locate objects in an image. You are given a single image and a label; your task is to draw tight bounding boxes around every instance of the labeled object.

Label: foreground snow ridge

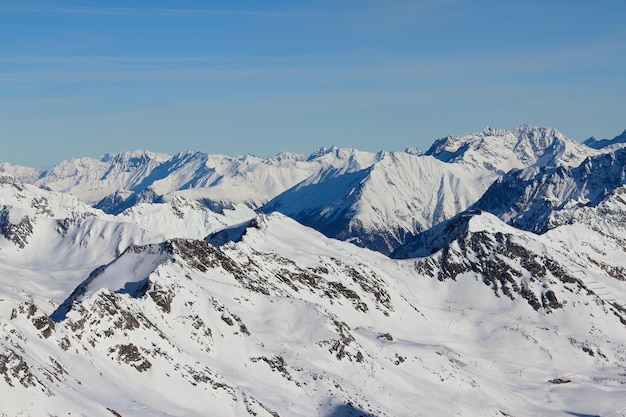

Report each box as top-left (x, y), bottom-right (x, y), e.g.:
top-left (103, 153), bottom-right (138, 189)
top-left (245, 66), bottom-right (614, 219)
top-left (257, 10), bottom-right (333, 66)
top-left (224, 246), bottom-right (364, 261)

top-left (1, 125), bottom-right (626, 417)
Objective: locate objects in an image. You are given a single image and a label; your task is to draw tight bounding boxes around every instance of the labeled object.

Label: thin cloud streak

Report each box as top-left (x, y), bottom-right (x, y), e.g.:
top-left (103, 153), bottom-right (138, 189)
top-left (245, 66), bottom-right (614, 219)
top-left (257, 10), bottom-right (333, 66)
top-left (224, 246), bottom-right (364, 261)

top-left (1, 41), bottom-right (621, 87)
top-left (0, 5), bottom-right (295, 17)
top-left (0, 54), bottom-right (333, 68)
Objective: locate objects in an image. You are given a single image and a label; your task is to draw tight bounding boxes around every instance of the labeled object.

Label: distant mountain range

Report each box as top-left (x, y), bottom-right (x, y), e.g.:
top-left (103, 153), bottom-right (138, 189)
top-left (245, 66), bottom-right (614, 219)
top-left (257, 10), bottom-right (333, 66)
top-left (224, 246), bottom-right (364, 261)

top-left (1, 125), bottom-right (626, 416)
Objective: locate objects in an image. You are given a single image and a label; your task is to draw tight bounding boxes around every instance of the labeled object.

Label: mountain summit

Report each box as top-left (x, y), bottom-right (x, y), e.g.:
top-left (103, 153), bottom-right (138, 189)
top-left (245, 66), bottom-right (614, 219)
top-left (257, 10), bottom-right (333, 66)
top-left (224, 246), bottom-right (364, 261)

top-left (2, 125), bottom-right (626, 416)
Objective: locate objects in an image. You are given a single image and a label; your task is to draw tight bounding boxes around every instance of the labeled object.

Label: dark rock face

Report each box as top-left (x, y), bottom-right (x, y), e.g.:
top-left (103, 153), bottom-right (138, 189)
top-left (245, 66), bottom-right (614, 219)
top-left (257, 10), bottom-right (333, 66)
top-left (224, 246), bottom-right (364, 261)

top-left (32, 315), bottom-right (55, 338)
top-left (146, 280), bottom-right (174, 313)
top-left (0, 350), bottom-right (40, 388)
top-left (112, 343), bottom-right (152, 372)
top-left (410, 229), bottom-right (581, 312)
top-left (0, 208), bottom-right (34, 249)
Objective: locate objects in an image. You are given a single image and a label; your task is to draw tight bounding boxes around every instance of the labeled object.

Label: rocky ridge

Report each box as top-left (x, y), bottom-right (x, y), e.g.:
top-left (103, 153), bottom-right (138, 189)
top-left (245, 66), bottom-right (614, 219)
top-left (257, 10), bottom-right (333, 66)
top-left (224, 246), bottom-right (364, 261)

top-left (2, 125), bottom-right (626, 416)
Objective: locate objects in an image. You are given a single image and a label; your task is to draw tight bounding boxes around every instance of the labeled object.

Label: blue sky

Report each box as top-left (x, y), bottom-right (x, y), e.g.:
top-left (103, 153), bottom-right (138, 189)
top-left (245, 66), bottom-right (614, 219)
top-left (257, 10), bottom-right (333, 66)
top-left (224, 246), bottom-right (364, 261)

top-left (2, 0), bottom-right (625, 167)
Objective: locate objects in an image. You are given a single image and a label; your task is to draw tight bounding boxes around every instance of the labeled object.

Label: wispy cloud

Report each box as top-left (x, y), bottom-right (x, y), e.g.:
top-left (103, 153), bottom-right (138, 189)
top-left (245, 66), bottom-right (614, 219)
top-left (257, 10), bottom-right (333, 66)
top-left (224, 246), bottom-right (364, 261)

top-left (0, 5), bottom-right (292, 17)
top-left (0, 96), bottom-right (98, 105)
top-left (0, 40), bottom-right (620, 87)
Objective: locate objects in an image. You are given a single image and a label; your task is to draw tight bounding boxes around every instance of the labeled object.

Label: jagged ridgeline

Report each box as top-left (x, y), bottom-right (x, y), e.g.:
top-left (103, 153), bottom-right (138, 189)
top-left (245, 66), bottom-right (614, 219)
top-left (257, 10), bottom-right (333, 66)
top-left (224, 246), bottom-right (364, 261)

top-left (1, 125), bottom-right (626, 417)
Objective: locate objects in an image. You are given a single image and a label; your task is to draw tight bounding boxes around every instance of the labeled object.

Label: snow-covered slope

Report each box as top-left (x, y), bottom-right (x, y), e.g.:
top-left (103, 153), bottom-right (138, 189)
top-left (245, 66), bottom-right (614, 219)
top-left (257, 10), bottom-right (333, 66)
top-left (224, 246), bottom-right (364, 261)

top-left (3, 211), bottom-right (626, 417)
top-left (262, 126), bottom-right (593, 255)
top-left (0, 174), bottom-right (253, 310)
top-left (389, 209), bottom-right (487, 258)
top-left (26, 147), bottom-right (379, 214)
top-left (3, 125), bottom-right (626, 417)
top-left (0, 162), bottom-right (43, 183)
top-left (262, 151), bottom-right (492, 254)
top-left (32, 150), bottom-right (171, 206)
top-left (425, 125), bottom-right (596, 169)
top-left (548, 184), bottom-right (626, 237)
top-left (472, 147), bottom-right (626, 232)
top-left (583, 129), bottom-right (626, 150)
top-left (3, 125), bottom-right (605, 254)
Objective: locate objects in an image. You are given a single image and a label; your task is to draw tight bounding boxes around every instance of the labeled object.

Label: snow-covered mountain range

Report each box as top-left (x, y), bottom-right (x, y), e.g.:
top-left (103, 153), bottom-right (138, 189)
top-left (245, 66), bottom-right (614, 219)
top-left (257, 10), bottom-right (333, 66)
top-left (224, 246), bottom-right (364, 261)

top-left (261, 125), bottom-right (601, 254)
top-left (1, 147), bottom-right (378, 215)
top-left (2, 125), bottom-right (626, 416)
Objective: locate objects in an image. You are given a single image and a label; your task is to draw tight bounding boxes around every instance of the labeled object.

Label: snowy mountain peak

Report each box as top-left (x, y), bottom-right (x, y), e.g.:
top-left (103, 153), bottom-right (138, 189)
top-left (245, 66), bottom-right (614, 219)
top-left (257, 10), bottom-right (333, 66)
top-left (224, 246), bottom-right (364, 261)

top-left (262, 150), bottom-right (492, 254)
top-left (425, 125), bottom-right (593, 173)
top-left (306, 145), bottom-right (340, 160)
top-left (19, 146), bottom-right (381, 213)
top-left (273, 150), bottom-right (307, 162)
top-left (0, 162), bottom-right (43, 183)
top-left (390, 209), bottom-right (518, 258)
top-left (472, 146), bottom-right (626, 233)
top-left (99, 149), bottom-right (171, 164)
top-left (403, 146), bottom-right (422, 155)
top-left (4, 124), bottom-right (626, 417)
top-left (583, 129), bottom-right (626, 149)
top-left (0, 171), bottom-right (18, 184)
top-left (481, 125), bottom-right (509, 136)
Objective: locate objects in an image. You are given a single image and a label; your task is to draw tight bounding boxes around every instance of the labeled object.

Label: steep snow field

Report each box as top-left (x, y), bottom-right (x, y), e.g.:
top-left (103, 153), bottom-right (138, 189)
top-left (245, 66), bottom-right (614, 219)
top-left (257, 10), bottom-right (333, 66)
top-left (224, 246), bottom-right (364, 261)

top-left (1, 125), bottom-right (626, 416)
top-left (3, 212), bottom-right (626, 416)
